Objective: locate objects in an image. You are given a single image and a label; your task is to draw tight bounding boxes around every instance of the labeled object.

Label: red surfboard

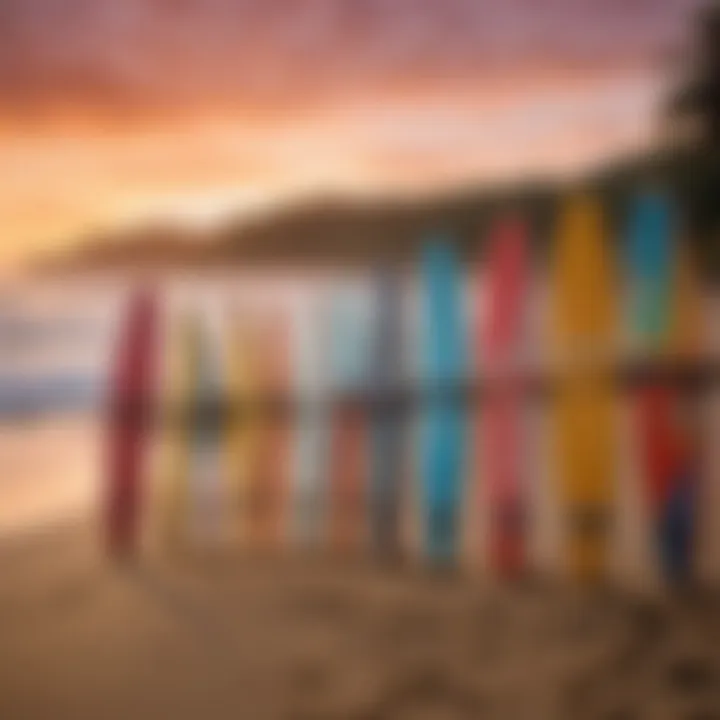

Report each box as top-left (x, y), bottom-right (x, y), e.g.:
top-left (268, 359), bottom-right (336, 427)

top-left (105, 290), bottom-right (158, 558)
top-left (250, 318), bottom-right (293, 550)
top-left (479, 216), bottom-right (530, 575)
top-left (327, 398), bottom-right (368, 554)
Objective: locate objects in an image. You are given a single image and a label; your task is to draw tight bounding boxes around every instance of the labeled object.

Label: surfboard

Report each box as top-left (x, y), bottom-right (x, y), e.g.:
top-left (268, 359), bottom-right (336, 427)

top-left (291, 300), bottom-right (329, 548)
top-left (228, 317), bottom-right (291, 550)
top-left (227, 317), bottom-right (258, 546)
top-left (105, 289), bottom-right (158, 558)
top-left (480, 215), bottom-right (530, 575)
top-left (253, 318), bottom-right (292, 550)
top-left (159, 311), bottom-right (195, 549)
top-left (187, 315), bottom-right (225, 545)
top-left (550, 196), bottom-right (616, 582)
top-left (369, 265), bottom-right (407, 556)
top-left (326, 288), bottom-right (370, 555)
top-left (421, 239), bottom-right (466, 564)
top-left (627, 191), bottom-right (702, 584)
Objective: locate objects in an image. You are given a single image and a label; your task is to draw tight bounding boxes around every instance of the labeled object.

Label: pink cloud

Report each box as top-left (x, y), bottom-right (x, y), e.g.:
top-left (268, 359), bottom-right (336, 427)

top-left (0, 0), bottom-right (702, 122)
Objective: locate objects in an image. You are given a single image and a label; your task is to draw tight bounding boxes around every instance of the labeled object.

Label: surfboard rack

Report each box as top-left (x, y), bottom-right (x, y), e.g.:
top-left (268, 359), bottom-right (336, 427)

top-left (102, 195), bottom-right (713, 585)
top-left (107, 358), bottom-right (720, 428)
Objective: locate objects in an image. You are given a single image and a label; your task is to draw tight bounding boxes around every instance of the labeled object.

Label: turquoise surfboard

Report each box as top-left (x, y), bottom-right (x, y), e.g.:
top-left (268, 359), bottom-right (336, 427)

top-left (421, 239), bottom-right (466, 564)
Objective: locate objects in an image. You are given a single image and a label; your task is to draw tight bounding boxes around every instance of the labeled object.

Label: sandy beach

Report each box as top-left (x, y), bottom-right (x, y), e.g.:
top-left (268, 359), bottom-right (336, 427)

top-left (0, 521), bottom-right (719, 720)
top-left (1, 296), bottom-right (720, 719)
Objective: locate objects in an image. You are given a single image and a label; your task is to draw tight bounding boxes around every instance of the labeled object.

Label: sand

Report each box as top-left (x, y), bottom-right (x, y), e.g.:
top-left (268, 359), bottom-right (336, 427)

top-left (0, 523), bottom-right (719, 720)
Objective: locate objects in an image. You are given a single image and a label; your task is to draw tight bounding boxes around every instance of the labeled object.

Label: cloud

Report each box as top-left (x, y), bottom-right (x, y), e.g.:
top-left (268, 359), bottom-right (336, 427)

top-left (0, 0), bottom-right (703, 264)
top-left (0, 0), bottom-right (700, 123)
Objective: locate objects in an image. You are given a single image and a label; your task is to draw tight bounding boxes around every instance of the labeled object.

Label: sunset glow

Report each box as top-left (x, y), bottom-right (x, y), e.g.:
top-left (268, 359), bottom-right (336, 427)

top-left (0, 0), bottom-right (702, 269)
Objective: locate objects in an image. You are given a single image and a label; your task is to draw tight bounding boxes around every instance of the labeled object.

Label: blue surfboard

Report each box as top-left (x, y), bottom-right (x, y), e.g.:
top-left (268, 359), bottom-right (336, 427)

top-left (421, 239), bottom-right (466, 564)
top-left (627, 192), bottom-right (674, 342)
top-left (369, 265), bottom-right (406, 556)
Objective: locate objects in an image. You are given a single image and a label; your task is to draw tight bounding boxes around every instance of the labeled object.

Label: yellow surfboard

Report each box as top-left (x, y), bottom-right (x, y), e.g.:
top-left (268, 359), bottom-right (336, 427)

top-left (550, 195), bottom-right (617, 582)
top-left (227, 318), bottom-right (291, 550)
top-left (158, 313), bottom-right (198, 550)
top-left (227, 319), bottom-right (261, 546)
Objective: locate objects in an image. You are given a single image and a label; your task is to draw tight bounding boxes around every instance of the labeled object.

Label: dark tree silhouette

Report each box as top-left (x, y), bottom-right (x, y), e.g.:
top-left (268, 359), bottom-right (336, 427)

top-left (669, 2), bottom-right (720, 148)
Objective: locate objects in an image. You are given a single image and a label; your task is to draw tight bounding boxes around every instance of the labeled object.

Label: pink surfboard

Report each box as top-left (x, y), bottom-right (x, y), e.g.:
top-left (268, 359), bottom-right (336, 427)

top-left (105, 290), bottom-right (158, 558)
top-left (479, 216), bottom-right (530, 575)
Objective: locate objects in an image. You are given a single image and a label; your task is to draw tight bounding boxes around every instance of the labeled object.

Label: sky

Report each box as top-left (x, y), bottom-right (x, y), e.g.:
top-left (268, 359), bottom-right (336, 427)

top-left (0, 0), bottom-right (704, 267)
